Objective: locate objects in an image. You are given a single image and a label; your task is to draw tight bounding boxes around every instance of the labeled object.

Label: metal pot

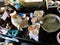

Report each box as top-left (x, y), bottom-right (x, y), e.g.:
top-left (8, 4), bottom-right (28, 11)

top-left (57, 6), bottom-right (60, 13)
top-left (42, 14), bottom-right (60, 33)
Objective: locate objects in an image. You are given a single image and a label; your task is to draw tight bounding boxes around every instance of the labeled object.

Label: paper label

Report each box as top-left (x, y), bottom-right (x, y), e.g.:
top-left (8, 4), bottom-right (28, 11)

top-left (1, 11), bottom-right (9, 21)
top-left (29, 31), bottom-right (38, 41)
